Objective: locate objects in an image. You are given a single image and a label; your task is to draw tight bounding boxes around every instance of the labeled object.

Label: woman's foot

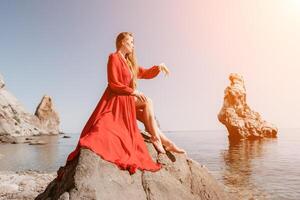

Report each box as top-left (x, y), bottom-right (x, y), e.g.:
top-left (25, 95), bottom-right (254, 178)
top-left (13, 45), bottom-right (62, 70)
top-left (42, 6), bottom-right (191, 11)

top-left (159, 133), bottom-right (186, 154)
top-left (165, 143), bottom-right (186, 154)
top-left (163, 141), bottom-right (186, 154)
top-left (150, 136), bottom-right (166, 154)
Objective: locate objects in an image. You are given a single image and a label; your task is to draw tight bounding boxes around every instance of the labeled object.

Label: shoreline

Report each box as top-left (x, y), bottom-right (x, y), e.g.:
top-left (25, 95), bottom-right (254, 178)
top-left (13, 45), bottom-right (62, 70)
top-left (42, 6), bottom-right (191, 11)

top-left (0, 170), bottom-right (56, 200)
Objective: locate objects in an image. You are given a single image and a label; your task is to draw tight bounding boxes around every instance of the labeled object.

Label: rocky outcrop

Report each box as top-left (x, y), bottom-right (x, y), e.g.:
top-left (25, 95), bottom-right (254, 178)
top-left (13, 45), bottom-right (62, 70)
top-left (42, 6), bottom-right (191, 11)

top-left (36, 132), bottom-right (229, 200)
top-left (35, 95), bottom-right (60, 134)
top-left (218, 73), bottom-right (278, 140)
top-left (0, 73), bottom-right (60, 143)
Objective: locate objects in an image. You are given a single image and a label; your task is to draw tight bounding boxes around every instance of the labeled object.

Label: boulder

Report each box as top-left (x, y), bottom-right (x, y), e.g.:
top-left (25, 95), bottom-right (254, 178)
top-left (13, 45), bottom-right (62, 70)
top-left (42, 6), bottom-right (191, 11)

top-left (36, 132), bottom-right (229, 200)
top-left (218, 73), bottom-right (278, 140)
top-left (35, 95), bottom-right (60, 134)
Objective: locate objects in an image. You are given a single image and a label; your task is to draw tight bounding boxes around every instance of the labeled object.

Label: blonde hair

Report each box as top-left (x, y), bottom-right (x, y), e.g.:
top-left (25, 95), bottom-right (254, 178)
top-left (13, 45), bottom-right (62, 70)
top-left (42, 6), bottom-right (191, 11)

top-left (116, 32), bottom-right (139, 90)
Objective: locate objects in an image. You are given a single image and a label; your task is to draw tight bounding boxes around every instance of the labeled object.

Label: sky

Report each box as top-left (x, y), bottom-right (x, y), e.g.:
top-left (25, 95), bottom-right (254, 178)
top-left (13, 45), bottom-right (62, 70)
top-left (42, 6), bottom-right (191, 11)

top-left (1, 0), bottom-right (300, 133)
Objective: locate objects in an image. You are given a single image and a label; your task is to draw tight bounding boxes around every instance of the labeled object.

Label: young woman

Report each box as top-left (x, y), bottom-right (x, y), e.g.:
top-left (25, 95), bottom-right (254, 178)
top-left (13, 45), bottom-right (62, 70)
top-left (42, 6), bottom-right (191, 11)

top-left (61, 32), bottom-right (185, 177)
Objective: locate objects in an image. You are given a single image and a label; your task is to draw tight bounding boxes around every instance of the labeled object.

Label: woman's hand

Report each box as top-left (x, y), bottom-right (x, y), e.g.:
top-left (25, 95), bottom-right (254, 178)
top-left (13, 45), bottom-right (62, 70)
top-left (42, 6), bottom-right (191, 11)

top-left (132, 90), bottom-right (147, 102)
top-left (157, 63), bottom-right (170, 77)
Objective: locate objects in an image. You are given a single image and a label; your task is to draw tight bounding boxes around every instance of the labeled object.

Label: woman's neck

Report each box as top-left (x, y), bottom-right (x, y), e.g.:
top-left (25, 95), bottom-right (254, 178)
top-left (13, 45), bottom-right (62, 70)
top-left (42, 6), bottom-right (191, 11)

top-left (117, 50), bottom-right (128, 65)
top-left (117, 50), bottom-right (126, 58)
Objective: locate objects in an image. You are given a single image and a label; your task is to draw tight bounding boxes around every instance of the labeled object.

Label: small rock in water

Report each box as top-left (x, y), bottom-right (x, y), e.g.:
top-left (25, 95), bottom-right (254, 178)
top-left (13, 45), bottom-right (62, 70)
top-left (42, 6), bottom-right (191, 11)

top-left (28, 140), bottom-right (47, 145)
top-left (62, 135), bottom-right (71, 138)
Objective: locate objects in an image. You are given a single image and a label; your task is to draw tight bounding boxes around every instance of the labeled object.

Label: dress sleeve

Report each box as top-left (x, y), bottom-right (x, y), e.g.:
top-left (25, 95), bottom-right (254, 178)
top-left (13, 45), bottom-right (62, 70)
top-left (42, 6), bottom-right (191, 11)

top-left (138, 65), bottom-right (160, 79)
top-left (107, 54), bottom-right (134, 95)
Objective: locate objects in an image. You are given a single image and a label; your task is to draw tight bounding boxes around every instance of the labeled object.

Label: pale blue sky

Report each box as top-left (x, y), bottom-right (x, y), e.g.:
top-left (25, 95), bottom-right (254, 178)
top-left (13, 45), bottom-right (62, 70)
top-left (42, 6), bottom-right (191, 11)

top-left (1, 0), bottom-right (300, 133)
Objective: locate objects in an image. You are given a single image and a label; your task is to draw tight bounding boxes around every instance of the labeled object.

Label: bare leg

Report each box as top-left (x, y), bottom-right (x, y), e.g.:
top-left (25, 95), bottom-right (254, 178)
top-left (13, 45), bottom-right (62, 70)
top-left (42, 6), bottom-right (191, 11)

top-left (135, 97), bottom-right (165, 153)
top-left (135, 97), bottom-right (185, 154)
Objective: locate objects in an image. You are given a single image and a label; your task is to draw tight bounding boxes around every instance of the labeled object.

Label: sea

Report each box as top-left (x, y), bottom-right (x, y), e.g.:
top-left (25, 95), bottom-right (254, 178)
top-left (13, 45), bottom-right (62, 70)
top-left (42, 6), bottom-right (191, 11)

top-left (0, 128), bottom-right (299, 200)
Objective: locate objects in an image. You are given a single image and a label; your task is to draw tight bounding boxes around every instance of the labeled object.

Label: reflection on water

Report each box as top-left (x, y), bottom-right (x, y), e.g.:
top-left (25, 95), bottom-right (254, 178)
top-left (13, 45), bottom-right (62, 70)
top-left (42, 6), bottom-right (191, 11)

top-left (222, 139), bottom-right (275, 199)
top-left (164, 129), bottom-right (300, 200)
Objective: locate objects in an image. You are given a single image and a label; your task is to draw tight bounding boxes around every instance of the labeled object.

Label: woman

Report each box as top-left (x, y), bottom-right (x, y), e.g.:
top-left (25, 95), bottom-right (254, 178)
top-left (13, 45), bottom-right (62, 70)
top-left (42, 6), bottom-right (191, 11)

top-left (60, 32), bottom-right (185, 178)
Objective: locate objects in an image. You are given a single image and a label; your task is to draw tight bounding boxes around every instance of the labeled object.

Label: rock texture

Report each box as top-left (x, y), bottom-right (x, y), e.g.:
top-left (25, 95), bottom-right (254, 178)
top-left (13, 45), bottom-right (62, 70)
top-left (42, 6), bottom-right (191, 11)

top-left (35, 95), bottom-right (60, 134)
top-left (218, 73), bottom-right (278, 140)
top-left (0, 73), bottom-right (60, 143)
top-left (0, 170), bottom-right (56, 200)
top-left (36, 132), bottom-right (229, 200)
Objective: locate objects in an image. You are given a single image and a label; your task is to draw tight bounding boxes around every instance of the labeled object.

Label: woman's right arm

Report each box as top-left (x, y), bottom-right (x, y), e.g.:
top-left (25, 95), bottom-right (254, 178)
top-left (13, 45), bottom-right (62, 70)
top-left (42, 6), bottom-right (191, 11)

top-left (138, 66), bottom-right (160, 79)
top-left (107, 54), bottom-right (134, 95)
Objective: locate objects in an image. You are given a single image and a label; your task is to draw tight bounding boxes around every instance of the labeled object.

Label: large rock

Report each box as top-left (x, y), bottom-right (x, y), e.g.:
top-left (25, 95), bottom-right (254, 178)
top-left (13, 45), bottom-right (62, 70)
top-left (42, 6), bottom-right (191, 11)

top-left (218, 73), bottom-right (278, 140)
top-left (35, 95), bottom-right (60, 134)
top-left (0, 73), bottom-right (60, 143)
top-left (35, 132), bottom-right (229, 200)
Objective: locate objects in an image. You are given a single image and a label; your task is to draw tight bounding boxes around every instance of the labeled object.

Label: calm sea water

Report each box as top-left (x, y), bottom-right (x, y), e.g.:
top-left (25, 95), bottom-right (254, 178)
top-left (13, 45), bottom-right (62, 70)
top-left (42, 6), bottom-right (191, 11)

top-left (0, 129), bottom-right (299, 199)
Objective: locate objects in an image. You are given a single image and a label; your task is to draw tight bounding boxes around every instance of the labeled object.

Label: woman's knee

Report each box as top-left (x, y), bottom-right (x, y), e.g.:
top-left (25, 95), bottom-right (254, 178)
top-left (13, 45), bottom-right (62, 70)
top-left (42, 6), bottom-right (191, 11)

top-left (135, 96), bottom-right (153, 110)
top-left (144, 96), bottom-right (153, 108)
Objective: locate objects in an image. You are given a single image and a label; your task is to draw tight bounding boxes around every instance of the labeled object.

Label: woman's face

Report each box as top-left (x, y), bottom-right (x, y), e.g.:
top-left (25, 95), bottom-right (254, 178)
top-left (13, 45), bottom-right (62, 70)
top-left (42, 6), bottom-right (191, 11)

top-left (122, 36), bottom-right (134, 54)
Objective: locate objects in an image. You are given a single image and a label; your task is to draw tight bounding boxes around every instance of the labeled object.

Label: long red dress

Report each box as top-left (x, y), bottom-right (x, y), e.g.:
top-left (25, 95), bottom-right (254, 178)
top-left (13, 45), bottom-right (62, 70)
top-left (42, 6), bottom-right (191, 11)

top-left (65, 52), bottom-right (162, 175)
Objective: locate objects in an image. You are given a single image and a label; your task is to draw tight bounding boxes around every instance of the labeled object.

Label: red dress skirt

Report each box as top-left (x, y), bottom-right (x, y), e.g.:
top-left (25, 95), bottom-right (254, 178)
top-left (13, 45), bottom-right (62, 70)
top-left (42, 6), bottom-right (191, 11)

top-left (65, 52), bottom-right (162, 175)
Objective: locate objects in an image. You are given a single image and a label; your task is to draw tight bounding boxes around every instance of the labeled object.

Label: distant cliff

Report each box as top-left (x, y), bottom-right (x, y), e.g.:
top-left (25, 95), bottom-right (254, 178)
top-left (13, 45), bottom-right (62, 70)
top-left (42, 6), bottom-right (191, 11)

top-left (218, 73), bottom-right (278, 140)
top-left (0, 72), bottom-right (60, 143)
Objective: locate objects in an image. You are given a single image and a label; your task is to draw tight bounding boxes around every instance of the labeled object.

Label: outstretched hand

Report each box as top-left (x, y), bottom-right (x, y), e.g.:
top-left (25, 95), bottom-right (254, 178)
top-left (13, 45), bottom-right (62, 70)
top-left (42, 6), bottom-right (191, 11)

top-left (158, 63), bottom-right (170, 77)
